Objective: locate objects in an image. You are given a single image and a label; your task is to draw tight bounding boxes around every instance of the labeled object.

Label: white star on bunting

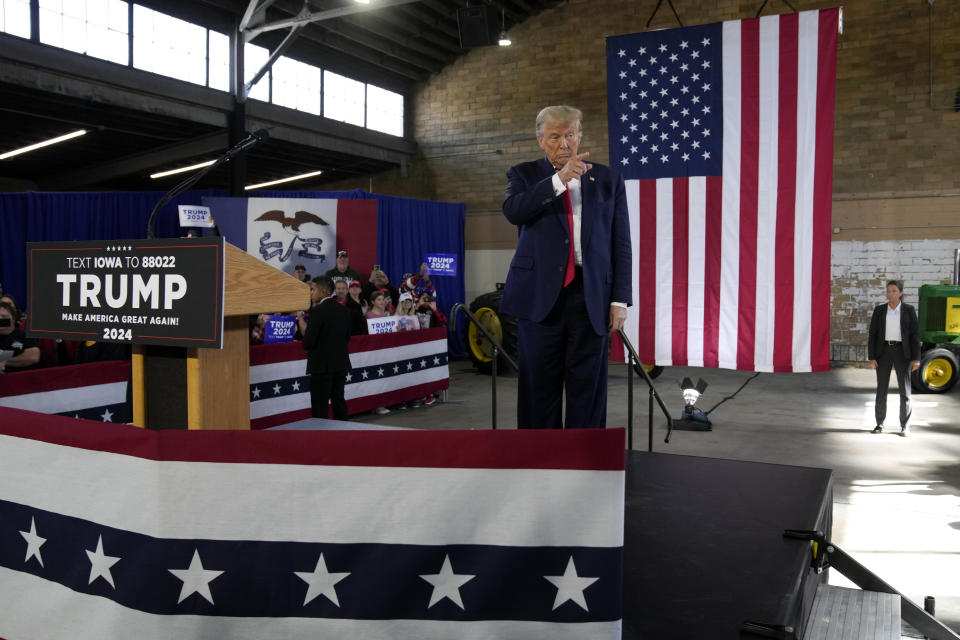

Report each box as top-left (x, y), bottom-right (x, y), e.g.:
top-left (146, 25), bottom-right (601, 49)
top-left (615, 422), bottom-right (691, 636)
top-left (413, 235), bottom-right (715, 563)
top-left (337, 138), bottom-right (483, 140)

top-left (169, 549), bottom-right (224, 605)
top-left (20, 517), bottom-right (46, 567)
top-left (544, 556), bottom-right (599, 611)
top-left (295, 553), bottom-right (351, 607)
top-left (86, 535), bottom-right (120, 588)
top-left (419, 555), bottom-right (475, 610)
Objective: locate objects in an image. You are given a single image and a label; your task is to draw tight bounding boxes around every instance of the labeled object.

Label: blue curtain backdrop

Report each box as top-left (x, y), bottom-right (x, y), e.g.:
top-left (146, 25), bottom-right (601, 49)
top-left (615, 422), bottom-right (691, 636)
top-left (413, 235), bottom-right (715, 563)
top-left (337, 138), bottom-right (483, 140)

top-left (0, 189), bottom-right (466, 357)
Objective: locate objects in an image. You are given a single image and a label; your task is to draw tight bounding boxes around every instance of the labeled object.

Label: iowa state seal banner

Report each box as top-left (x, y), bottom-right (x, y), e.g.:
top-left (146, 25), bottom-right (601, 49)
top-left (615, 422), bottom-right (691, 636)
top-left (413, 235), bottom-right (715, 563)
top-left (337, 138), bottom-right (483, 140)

top-left (0, 409), bottom-right (625, 640)
top-left (26, 237), bottom-right (225, 348)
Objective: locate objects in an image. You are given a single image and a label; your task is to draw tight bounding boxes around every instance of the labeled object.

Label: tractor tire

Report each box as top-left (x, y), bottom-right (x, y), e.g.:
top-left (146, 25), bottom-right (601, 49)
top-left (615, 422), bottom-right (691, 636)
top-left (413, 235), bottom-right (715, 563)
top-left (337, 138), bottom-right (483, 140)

top-left (467, 290), bottom-right (518, 375)
top-left (913, 348), bottom-right (959, 393)
top-left (643, 364), bottom-right (665, 380)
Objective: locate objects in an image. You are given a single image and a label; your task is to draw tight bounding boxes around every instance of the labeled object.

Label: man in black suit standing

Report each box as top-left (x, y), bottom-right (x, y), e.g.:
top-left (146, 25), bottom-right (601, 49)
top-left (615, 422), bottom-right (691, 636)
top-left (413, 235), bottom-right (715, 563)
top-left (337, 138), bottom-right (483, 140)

top-left (500, 105), bottom-right (632, 429)
top-left (300, 276), bottom-right (352, 420)
top-left (868, 279), bottom-right (921, 436)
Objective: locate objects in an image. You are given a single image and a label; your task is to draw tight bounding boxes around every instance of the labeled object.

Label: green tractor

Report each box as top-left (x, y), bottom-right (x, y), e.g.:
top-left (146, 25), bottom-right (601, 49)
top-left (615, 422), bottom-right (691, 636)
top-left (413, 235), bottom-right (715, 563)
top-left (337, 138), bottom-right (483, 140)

top-left (465, 285), bottom-right (664, 379)
top-left (913, 284), bottom-right (960, 393)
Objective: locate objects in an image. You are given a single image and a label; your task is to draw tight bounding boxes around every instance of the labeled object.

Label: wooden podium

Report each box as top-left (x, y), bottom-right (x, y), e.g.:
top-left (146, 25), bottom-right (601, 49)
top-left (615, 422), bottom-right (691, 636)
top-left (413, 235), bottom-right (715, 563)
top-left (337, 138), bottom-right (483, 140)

top-left (131, 243), bottom-right (309, 430)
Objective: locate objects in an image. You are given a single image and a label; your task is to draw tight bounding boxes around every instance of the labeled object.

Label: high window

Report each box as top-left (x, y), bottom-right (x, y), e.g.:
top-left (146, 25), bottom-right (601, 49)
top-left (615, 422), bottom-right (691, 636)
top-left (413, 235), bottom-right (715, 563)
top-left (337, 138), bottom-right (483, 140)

top-left (0, 0), bottom-right (30, 38)
top-left (323, 70), bottom-right (365, 127)
top-left (366, 84), bottom-right (404, 137)
top-left (40, 0), bottom-right (129, 65)
top-left (133, 4), bottom-right (206, 85)
top-left (272, 56), bottom-right (321, 115)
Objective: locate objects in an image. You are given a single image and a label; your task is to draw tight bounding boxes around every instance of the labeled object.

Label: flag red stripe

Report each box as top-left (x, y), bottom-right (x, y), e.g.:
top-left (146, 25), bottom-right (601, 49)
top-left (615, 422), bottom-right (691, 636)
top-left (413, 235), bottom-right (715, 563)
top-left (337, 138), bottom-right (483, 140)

top-left (774, 14), bottom-right (799, 372)
top-left (737, 19), bottom-right (760, 370)
top-left (637, 179), bottom-right (658, 362)
top-left (0, 360), bottom-right (128, 397)
top-left (671, 178), bottom-right (689, 366)
top-left (811, 9), bottom-right (839, 372)
top-left (0, 406), bottom-right (626, 470)
top-left (703, 176), bottom-right (723, 368)
top-left (335, 199), bottom-right (378, 280)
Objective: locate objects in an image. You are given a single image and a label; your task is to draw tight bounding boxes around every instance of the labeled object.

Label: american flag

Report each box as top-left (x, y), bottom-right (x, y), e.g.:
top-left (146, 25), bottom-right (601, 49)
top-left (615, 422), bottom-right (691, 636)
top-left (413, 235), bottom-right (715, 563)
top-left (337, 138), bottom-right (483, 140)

top-left (0, 408), bottom-right (625, 639)
top-left (607, 9), bottom-right (839, 372)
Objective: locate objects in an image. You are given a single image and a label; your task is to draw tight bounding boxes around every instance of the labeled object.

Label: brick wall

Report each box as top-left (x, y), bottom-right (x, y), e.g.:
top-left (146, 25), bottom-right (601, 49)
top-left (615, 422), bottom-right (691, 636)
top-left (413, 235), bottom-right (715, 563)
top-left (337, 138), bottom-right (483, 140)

top-left (321, 0), bottom-right (960, 359)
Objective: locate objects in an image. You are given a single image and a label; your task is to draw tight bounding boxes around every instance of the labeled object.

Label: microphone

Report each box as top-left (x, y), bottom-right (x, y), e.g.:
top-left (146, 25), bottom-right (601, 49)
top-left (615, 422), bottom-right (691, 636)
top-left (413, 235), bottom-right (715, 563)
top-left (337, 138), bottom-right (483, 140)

top-left (223, 128), bottom-right (269, 161)
top-left (146, 128), bottom-right (270, 238)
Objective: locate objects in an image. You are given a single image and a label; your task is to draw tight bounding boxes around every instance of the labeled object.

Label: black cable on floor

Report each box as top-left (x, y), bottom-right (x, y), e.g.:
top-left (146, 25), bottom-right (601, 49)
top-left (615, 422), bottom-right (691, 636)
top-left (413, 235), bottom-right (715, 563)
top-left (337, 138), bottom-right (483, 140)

top-left (705, 372), bottom-right (761, 415)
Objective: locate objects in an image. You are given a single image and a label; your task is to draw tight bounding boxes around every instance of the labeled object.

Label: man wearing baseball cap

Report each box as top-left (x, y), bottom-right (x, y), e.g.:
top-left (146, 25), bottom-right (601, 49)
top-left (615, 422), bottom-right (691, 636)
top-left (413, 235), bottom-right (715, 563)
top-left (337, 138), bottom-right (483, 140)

top-left (324, 249), bottom-right (361, 286)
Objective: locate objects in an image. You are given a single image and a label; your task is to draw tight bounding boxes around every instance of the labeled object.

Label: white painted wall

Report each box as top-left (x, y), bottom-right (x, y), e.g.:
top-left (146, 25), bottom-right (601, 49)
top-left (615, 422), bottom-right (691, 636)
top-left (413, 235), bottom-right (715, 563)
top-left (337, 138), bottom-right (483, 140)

top-left (464, 249), bottom-right (515, 304)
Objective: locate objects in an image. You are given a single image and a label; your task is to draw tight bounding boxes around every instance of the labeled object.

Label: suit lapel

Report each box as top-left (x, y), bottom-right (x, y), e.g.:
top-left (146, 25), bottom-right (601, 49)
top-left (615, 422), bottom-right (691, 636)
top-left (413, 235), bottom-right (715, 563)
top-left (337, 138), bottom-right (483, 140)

top-left (537, 157), bottom-right (571, 237)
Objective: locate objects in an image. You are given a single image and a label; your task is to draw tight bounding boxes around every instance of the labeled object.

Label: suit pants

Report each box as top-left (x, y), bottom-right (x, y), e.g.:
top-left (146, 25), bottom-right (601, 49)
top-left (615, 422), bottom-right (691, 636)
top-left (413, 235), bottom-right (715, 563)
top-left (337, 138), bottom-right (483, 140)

top-left (516, 272), bottom-right (609, 429)
top-left (311, 370), bottom-right (348, 420)
top-left (875, 343), bottom-right (912, 428)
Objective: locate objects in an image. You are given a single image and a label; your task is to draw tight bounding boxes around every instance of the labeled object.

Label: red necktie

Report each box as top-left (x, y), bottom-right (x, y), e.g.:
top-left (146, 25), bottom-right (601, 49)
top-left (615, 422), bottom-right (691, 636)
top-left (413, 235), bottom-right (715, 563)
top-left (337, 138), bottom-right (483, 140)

top-left (562, 186), bottom-right (575, 287)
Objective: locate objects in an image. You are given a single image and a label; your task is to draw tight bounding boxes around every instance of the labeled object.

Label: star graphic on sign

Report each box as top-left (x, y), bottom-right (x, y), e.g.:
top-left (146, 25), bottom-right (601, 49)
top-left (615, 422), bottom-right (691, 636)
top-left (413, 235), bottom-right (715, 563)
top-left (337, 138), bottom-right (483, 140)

top-left (20, 517), bottom-right (46, 567)
top-left (433, 356), bottom-right (441, 365)
top-left (361, 369), bottom-right (369, 379)
top-left (682, 153), bottom-right (690, 161)
top-left (628, 102), bottom-right (637, 111)
top-left (620, 135), bottom-right (629, 144)
top-left (393, 364), bottom-right (400, 374)
top-left (648, 55), bottom-right (657, 64)
top-left (377, 367), bottom-right (384, 377)
top-left (659, 87), bottom-right (668, 97)
top-left (169, 549), bottom-right (224, 605)
top-left (619, 92), bottom-right (627, 101)
top-left (620, 114), bottom-right (628, 122)
top-left (86, 535), bottom-right (120, 588)
top-left (660, 154), bottom-right (669, 163)
top-left (639, 112), bottom-right (648, 121)
top-left (669, 53), bottom-right (678, 62)
top-left (420, 555), bottom-right (475, 610)
top-left (628, 79), bottom-right (638, 88)
top-left (670, 120), bottom-right (679, 129)
top-left (702, 151), bottom-right (711, 160)
top-left (671, 143), bottom-right (679, 151)
top-left (291, 380), bottom-right (300, 392)
top-left (101, 407), bottom-right (113, 422)
top-left (679, 40), bottom-right (689, 49)
top-left (252, 386), bottom-right (261, 398)
top-left (295, 553), bottom-right (350, 607)
top-left (617, 48), bottom-right (626, 57)
top-left (618, 70), bottom-right (627, 79)
top-left (406, 362), bottom-right (413, 371)
top-left (692, 140), bottom-right (701, 149)
top-left (669, 74), bottom-right (678, 84)
top-left (702, 105), bottom-right (711, 114)
top-left (420, 359), bottom-right (427, 368)
top-left (702, 128), bottom-right (711, 137)
top-left (701, 36), bottom-right (711, 46)
top-left (681, 85), bottom-right (690, 94)
top-left (345, 372), bottom-right (353, 382)
top-left (640, 156), bottom-right (648, 164)
top-left (273, 383), bottom-right (282, 395)
top-left (544, 556), bottom-right (599, 611)
top-left (630, 145), bottom-right (638, 154)
top-left (691, 50), bottom-right (700, 59)
top-left (621, 157), bottom-right (630, 165)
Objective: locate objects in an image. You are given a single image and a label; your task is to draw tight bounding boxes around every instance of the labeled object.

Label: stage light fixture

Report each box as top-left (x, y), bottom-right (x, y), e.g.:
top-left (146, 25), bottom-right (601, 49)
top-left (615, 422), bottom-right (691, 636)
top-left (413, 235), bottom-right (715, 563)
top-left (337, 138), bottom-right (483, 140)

top-left (675, 377), bottom-right (712, 430)
top-left (245, 170), bottom-right (323, 190)
top-left (150, 160), bottom-right (216, 179)
top-left (0, 129), bottom-right (87, 160)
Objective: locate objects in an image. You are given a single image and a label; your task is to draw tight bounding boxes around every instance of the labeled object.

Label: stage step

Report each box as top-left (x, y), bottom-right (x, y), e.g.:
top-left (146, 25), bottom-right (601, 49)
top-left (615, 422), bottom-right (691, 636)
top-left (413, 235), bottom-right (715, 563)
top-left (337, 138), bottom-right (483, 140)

top-left (804, 584), bottom-right (901, 640)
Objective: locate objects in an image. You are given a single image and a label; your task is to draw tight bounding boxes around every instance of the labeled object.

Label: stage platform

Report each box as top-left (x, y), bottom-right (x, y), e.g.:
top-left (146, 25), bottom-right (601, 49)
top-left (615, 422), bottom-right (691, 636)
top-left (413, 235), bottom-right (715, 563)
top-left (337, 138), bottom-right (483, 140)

top-left (624, 451), bottom-right (832, 640)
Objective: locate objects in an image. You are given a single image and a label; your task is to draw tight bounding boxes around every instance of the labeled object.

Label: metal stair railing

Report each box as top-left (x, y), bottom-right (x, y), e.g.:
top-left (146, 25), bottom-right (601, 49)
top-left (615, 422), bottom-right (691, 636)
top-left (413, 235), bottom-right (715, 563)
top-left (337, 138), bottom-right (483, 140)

top-left (449, 303), bottom-right (518, 430)
top-left (617, 329), bottom-right (674, 451)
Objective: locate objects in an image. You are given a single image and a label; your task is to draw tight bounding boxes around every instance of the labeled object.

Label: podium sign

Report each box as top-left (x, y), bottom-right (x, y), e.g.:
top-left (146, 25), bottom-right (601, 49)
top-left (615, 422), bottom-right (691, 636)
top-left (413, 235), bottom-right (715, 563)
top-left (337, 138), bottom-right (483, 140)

top-left (27, 237), bottom-right (225, 349)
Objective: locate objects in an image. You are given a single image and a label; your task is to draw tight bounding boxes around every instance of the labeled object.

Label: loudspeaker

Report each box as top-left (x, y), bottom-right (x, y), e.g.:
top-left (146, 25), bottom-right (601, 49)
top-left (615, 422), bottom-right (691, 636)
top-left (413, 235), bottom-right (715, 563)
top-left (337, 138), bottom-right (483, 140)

top-left (457, 5), bottom-right (499, 48)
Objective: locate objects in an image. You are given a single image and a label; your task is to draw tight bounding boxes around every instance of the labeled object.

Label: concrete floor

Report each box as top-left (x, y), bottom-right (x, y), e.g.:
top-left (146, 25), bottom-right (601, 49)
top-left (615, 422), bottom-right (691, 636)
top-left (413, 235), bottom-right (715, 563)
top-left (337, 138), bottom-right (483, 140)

top-left (352, 359), bottom-right (960, 636)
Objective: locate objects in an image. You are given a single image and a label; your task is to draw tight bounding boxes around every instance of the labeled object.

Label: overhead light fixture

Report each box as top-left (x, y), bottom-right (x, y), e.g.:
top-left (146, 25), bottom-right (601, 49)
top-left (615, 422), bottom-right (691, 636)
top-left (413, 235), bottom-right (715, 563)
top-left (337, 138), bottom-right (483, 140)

top-left (0, 129), bottom-right (87, 160)
top-left (354, 0), bottom-right (370, 4)
top-left (498, 5), bottom-right (511, 46)
top-left (150, 159), bottom-right (216, 179)
top-left (245, 169), bottom-right (323, 190)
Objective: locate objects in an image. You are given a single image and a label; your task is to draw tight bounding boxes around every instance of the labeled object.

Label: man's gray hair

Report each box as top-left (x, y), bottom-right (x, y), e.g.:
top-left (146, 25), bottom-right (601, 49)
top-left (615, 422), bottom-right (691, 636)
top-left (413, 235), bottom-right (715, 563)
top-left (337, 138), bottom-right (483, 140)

top-left (535, 106), bottom-right (583, 137)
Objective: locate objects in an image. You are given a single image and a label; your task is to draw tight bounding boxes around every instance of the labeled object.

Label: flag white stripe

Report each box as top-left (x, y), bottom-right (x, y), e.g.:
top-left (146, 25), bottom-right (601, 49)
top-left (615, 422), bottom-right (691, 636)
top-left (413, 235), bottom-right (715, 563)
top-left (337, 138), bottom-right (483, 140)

top-left (654, 179), bottom-right (674, 364)
top-left (754, 15), bottom-right (780, 372)
top-left (0, 435), bottom-right (624, 547)
top-left (249, 389), bottom-right (311, 419)
top-left (793, 11), bottom-right (819, 372)
top-left (625, 179), bottom-right (641, 359)
top-left (719, 20), bottom-right (742, 369)
top-left (347, 339), bottom-right (448, 368)
top-left (0, 382), bottom-right (125, 413)
top-left (0, 571), bottom-right (621, 640)
top-left (686, 177), bottom-right (707, 366)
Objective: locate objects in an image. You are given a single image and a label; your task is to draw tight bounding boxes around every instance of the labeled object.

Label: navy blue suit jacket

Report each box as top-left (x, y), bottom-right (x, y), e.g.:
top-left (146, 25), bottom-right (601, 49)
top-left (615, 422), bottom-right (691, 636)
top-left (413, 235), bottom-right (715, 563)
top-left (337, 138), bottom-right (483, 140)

top-left (500, 157), bottom-right (632, 336)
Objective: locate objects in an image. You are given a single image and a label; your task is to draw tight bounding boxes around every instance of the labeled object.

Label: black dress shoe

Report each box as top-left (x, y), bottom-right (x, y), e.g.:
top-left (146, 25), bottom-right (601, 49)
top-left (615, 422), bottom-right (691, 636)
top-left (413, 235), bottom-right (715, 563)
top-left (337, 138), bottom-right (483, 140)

top-left (871, 425), bottom-right (883, 434)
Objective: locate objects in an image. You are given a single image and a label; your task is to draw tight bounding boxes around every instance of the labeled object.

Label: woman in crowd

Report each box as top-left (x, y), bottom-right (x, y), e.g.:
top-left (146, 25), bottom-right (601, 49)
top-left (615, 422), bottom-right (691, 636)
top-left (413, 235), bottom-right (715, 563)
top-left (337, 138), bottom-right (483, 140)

top-left (395, 292), bottom-right (419, 331)
top-left (365, 290), bottom-right (391, 319)
top-left (415, 292), bottom-right (446, 329)
top-left (0, 301), bottom-right (39, 372)
top-left (348, 280), bottom-right (368, 315)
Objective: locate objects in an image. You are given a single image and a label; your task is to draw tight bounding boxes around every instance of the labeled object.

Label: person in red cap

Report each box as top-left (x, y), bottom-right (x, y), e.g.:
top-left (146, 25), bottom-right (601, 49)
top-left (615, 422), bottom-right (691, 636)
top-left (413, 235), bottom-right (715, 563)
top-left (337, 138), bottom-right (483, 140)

top-left (324, 250), bottom-right (361, 287)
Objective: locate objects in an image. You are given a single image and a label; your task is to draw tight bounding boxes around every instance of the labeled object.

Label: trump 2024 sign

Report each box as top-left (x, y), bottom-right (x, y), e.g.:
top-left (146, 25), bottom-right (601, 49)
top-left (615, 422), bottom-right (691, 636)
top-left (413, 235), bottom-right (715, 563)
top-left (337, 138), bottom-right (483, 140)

top-left (26, 237), bottom-right (225, 348)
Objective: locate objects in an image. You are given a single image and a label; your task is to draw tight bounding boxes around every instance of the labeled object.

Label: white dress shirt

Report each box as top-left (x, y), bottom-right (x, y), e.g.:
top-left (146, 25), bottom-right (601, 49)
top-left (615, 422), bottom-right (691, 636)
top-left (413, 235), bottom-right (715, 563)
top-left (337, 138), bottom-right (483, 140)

top-left (885, 303), bottom-right (902, 342)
